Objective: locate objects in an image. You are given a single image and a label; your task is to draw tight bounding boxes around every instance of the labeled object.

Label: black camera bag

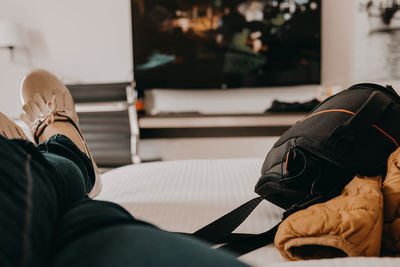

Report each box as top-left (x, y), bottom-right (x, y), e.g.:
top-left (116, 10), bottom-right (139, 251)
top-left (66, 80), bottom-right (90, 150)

top-left (191, 83), bottom-right (400, 256)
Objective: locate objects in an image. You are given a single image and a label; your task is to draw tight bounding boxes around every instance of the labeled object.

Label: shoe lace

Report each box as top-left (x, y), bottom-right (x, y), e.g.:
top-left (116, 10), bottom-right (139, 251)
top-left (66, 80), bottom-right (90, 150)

top-left (32, 94), bottom-right (58, 130)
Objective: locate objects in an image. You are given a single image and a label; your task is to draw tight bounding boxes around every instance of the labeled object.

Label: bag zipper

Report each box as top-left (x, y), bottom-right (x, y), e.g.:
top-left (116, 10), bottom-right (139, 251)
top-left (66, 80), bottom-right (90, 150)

top-left (300, 109), bottom-right (354, 123)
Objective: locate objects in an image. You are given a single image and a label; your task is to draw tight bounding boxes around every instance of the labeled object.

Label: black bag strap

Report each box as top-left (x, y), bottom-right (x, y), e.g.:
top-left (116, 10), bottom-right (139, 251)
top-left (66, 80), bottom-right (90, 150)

top-left (217, 223), bottom-right (280, 256)
top-left (193, 196), bottom-right (264, 243)
top-left (191, 194), bottom-right (331, 256)
top-left (191, 196), bottom-right (283, 257)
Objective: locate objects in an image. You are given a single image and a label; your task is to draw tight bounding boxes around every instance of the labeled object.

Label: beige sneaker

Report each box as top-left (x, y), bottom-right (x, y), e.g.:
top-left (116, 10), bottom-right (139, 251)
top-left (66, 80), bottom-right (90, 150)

top-left (20, 69), bottom-right (101, 198)
top-left (0, 112), bottom-right (29, 140)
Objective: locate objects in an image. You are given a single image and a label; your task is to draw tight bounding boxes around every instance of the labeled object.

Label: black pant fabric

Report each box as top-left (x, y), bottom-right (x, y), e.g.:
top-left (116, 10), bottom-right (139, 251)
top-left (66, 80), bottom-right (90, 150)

top-left (0, 134), bottom-right (247, 267)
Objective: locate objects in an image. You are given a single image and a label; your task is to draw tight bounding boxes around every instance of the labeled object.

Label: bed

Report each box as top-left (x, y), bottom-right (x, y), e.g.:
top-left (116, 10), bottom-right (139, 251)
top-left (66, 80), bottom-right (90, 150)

top-left (96, 158), bottom-right (400, 267)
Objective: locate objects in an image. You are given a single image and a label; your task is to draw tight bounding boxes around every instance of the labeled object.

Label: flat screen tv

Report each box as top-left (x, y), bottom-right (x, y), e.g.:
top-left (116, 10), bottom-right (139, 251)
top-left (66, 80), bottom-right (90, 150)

top-left (131, 0), bottom-right (321, 90)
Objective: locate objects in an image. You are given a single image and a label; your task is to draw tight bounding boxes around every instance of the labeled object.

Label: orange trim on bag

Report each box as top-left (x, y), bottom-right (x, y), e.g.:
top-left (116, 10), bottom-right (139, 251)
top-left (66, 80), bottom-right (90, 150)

top-left (285, 151), bottom-right (290, 171)
top-left (372, 124), bottom-right (399, 147)
top-left (301, 109), bottom-right (355, 122)
top-left (300, 108), bottom-right (399, 148)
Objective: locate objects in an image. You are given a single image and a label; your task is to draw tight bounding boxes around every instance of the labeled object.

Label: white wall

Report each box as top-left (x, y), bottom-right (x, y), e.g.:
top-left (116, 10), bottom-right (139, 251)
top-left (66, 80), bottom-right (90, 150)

top-left (0, 0), bottom-right (132, 118)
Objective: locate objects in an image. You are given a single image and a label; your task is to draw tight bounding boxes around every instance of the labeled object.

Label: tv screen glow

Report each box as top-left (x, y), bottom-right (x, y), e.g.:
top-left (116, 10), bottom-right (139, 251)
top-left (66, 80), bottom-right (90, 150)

top-left (132, 0), bottom-right (321, 90)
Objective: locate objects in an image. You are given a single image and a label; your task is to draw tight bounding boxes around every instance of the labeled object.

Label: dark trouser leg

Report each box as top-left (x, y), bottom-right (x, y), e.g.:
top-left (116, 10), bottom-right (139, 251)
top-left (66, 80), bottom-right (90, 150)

top-left (36, 134), bottom-right (96, 205)
top-left (44, 138), bottom-right (248, 266)
top-left (0, 134), bottom-right (248, 267)
top-left (0, 134), bottom-right (93, 267)
top-left (52, 200), bottom-right (248, 267)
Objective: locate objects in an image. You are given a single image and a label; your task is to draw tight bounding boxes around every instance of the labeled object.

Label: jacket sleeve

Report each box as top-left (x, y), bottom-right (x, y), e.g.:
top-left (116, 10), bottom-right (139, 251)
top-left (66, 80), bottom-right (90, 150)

top-left (382, 148), bottom-right (400, 253)
top-left (274, 175), bottom-right (383, 260)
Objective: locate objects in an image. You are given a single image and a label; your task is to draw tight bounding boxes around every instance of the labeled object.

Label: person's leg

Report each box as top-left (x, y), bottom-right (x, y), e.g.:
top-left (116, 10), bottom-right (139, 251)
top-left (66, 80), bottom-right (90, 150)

top-left (0, 136), bottom-right (248, 267)
top-left (36, 134), bottom-right (95, 210)
top-left (17, 69), bottom-right (248, 266)
top-left (0, 135), bottom-right (85, 267)
top-left (20, 69), bottom-right (101, 197)
top-left (41, 136), bottom-right (248, 266)
top-left (0, 111), bottom-right (92, 267)
top-left (51, 200), bottom-right (249, 267)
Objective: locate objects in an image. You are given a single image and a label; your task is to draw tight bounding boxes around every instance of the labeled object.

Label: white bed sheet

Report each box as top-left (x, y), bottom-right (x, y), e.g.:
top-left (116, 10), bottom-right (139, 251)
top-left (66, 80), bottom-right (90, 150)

top-left (96, 158), bottom-right (400, 267)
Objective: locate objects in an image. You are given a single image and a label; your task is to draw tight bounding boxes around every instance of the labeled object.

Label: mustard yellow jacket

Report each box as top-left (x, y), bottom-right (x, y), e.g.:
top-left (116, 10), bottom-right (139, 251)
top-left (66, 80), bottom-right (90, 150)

top-left (274, 148), bottom-right (400, 260)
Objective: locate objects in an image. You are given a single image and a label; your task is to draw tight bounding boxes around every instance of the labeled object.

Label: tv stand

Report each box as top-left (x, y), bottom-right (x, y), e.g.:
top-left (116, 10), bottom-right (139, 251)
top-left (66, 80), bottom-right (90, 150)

top-left (138, 112), bottom-right (305, 139)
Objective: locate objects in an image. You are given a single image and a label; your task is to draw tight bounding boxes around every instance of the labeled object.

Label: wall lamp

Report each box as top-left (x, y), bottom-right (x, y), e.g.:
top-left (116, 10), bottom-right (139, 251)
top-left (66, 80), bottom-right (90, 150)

top-left (0, 22), bottom-right (26, 61)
